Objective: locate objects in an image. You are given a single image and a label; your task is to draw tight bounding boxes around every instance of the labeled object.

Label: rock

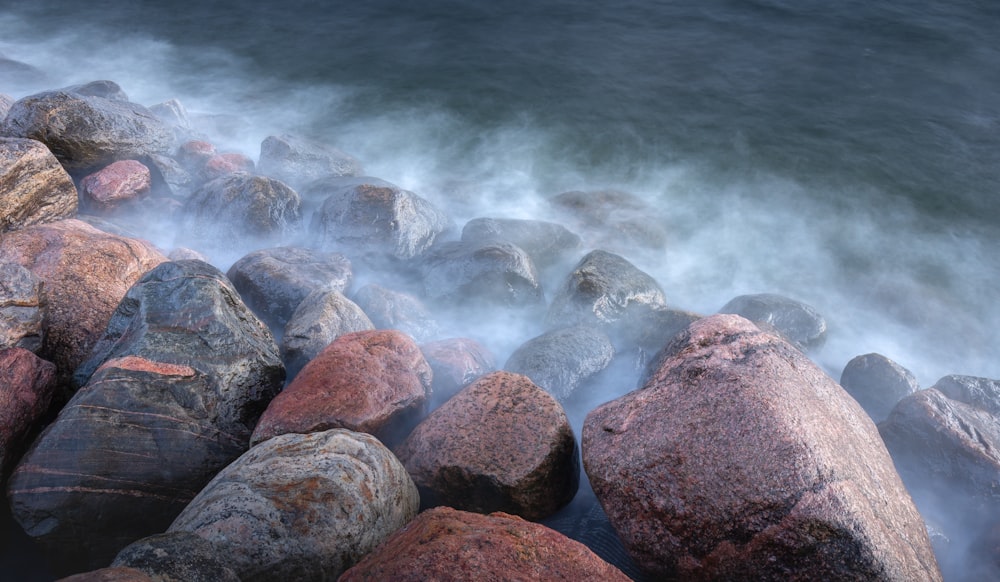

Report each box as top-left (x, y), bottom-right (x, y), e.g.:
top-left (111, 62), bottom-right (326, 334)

top-left (175, 140), bottom-right (216, 173)
top-left (79, 159), bottom-right (151, 212)
top-left (181, 173), bottom-right (302, 254)
top-left (420, 337), bottom-right (496, 409)
top-left (352, 283), bottom-right (440, 343)
top-left (0, 137), bottom-right (78, 232)
top-left (339, 506), bottom-right (631, 582)
top-left (280, 287), bottom-right (374, 380)
top-left (0, 262), bottom-right (46, 352)
top-left (168, 429), bottom-right (419, 582)
top-left (583, 314), bottom-right (941, 580)
top-left (61, 80), bottom-right (129, 101)
top-left (0, 348), bottom-right (57, 481)
top-left (549, 189), bottom-right (668, 251)
top-left (200, 153), bottom-right (254, 181)
top-left (9, 260), bottom-right (284, 572)
top-left (0, 219), bottom-right (167, 386)
top-left (307, 176), bottom-right (450, 262)
top-left (258, 133), bottom-right (363, 189)
top-left (395, 371), bottom-right (579, 520)
top-left (718, 292), bottom-right (827, 350)
top-left (226, 246), bottom-right (353, 330)
top-left (631, 307), bottom-right (702, 367)
top-left (55, 567), bottom-right (154, 582)
top-left (931, 374), bottom-right (1000, 417)
top-left (840, 353), bottom-right (920, 422)
top-left (252, 329), bottom-right (431, 448)
top-left (146, 153), bottom-right (193, 199)
top-left (460, 217), bottom-right (581, 268)
top-left (545, 250), bottom-right (668, 344)
top-left (420, 240), bottom-right (543, 308)
top-left (111, 531), bottom-right (240, 582)
top-left (504, 325), bottom-right (615, 401)
top-left (1, 90), bottom-right (174, 173)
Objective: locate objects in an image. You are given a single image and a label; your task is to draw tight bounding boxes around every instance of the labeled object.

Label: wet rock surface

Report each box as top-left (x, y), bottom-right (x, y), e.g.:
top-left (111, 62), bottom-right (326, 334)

top-left (840, 352), bottom-right (920, 422)
top-left (0, 262), bottom-right (47, 353)
top-left (252, 329), bottom-right (431, 448)
top-left (168, 429), bottom-right (419, 582)
top-left (79, 159), bottom-right (151, 212)
top-left (352, 283), bottom-right (440, 342)
top-left (420, 337), bottom-right (496, 410)
top-left (460, 217), bottom-right (582, 268)
top-left (0, 137), bottom-right (78, 232)
top-left (339, 506), bottom-right (631, 582)
top-left (0, 348), bottom-right (57, 481)
top-left (395, 370), bottom-right (579, 520)
top-left (419, 240), bottom-right (544, 308)
top-left (258, 133), bottom-right (363, 189)
top-left (504, 325), bottom-right (615, 401)
top-left (280, 286), bottom-right (374, 380)
top-left (110, 531), bottom-right (240, 582)
top-left (718, 292), bottom-right (827, 350)
top-left (584, 314), bottom-right (940, 580)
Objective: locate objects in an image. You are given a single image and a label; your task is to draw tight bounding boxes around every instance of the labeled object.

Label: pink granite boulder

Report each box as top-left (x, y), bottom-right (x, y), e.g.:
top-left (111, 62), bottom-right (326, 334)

top-left (251, 329), bottom-right (432, 448)
top-left (79, 159), bottom-right (151, 212)
top-left (0, 347), bottom-right (57, 480)
top-left (339, 506), bottom-right (631, 582)
top-left (583, 314), bottom-right (941, 580)
top-left (394, 370), bottom-right (579, 520)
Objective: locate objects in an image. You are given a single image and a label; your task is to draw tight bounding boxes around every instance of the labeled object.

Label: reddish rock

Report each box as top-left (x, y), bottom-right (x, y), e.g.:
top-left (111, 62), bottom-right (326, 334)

top-left (201, 152), bottom-right (254, 181)
top-left (0, 137), bottom-right (78, 232)
top-left (340, 506), bottom-right (631, 582)
top-left (0, 347), bottom-right (57, 479)
top-left (420, 337), bottom-right (496, 409)
top-left (251, 329), bottom-right (431, 448)
top-left (80, 159), bottom-right (151, 211)
top-left (56, 567), bottom-right (153, 582)
top-left (169, 429), bottom-right (419, 582)
top-left (583, 314), bottom-right (941, 581)
top-left (395, 370), bottom-right (579, 520)
top-left (0, 219), bottom-right (167, 386)
top-left (175, 140), bottom-right (216, 171)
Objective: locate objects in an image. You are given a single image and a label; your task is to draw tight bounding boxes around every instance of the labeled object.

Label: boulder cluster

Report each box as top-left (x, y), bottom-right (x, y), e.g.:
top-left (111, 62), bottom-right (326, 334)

top-left (0, 75), bottom-right (992, 581)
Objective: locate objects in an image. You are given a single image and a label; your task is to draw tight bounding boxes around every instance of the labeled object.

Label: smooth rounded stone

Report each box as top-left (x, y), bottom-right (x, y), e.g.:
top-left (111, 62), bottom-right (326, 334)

top-left (419, 240), bottom-right (543, 308)
top-left (80, 159), bottom-right (152, 212)
top-left (226, 246), bottom-right (353, 330)
top-left (181, 173), bottom-right (302, 253)
top-left (167, 247), bottom-right (209, 262)
top-left (253, 329), bottom-right (431, 448)
top-left (200, 153), bottom-right (255, 182)
top-left (583, 314), bottom-right (941, 581)
top-left (0, 348), bottom-right (57, 480)
top-left (631, 307), bottom-right (702, 367)
top-left (352, 283), bottom-right (440, 343)
top-left (339, 506), bottom-right (631, 582)
top-left (0, 219), bottom-right (167, 385)
top-left (460, 217), bottom-right (582, 268)
top-left (0, 262), bottom-right (46, 352)
top-left (931, 374), bottom-right (1000, 417)
top-left (840, 353), bottom-right (920, 422)
top-left (0, 137), bottom-right (78, 232)
top-left (1, 90), bottom-right (174, 173)
top-left (307, 176), bottom-right (450, 262)
top-left (545, 249), bottom-right (668, 342)
top-left (718, 292), bottom-right (827, 350)
top-left (420, 337), bottom-right (496, 409)
top-left (111, 531), bottom-right (240, 582)
top-left (504, 325), bottom-right (615, 401)
top-left (280, 287), bottom-right (374, 380)
top-left (61, 80), bottom-right (129, 101)
top-left (395, 370), bottom-right (579, 520)
top-left (55, 567), bottom-right (154, 582)
top-left (168, 429), bottom-right (420, 582)
top-left (148, 99), bottom-right (194, 142)
top-left (258, 133), bottom-right (363, 189)
top-left (9, 261), bottom-right (284, 571)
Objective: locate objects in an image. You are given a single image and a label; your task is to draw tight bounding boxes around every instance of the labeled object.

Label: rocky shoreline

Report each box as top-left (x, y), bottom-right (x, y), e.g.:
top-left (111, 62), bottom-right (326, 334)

top-left (1, 75), bottom-right (997, 581)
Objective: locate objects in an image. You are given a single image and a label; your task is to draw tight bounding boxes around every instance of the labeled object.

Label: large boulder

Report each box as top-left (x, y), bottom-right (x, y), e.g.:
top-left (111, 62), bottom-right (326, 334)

top-left (0, 219), bottom-right (167, 385)
top-left (226, 246), bottom-right (352, 330)
top-left (460, 217), bottom-right (581, 269)
top-left (583, 314), bottom-right (941, 580)
top-left (0, 262), bottom-right (47, 352)
top-left (545, 249), bottom-right (668, 344)
top-left (419, 240), bottom-right (544, 307)
top-left (339, 506), bottom-right (631, 581)
top-left (840, 353), bottom-right (920, 422)
top-left (0, 137), bottom-right (78, 232)
top-left (79, 159), bottom-right (151, 213)
top-left (257, 134), bottom-right (363, 190)
top-left (504, 325), bottom-right (615, 402)
top-left (931, 374), bottom-right (1000, 416)
top-left (0, 348), bottom-right (57, 481)
top-left (718, 292), bottom-right (827, 350)
top-left (110, 531), bottom-right (240, 582)
top-left (180, 173), bottom-right (302, 256)
top-left (280, 287), bottom-right (374, 380)
top-left (252, 329), bottom-right (431, 448)
top-left (168, 429), bottom-right (420, 582)
top-left (0, 90), bottom-right (174, 173)
top-left (395, 371), bottom-right (579, 520)
top-left (307, 176), bottom-right (450, 263)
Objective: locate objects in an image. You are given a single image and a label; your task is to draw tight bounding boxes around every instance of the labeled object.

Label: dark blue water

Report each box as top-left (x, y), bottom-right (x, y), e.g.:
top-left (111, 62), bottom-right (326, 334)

top-left (2, 1), bottom-right (1000, 577)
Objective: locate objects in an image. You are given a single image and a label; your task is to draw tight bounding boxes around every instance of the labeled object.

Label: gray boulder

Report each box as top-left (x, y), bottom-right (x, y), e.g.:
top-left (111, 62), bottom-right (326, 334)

top-left (352, 283), bottom-right (440, 343)
top-left (460, 217), bottom-right (581, 268)
top-left (840, 353), bottom-right (920, 422)
top-left (111, 531), bottom-right (239, 582)
top-left (280, 287), bottom-right (374, 380)
top-left (718, 292), bottom-right (827, 350)
top-left (258, 133), bottom-right (363, 189)
top-left (420, 240), bottom-right (544, 308)
top-left (505, 325), bottom-right (615, 401)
